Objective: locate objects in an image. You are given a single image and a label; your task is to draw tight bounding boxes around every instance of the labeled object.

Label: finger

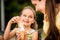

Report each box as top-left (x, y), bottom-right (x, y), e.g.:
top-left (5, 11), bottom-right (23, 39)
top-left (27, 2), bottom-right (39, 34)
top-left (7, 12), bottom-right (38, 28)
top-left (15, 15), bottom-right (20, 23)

top-left (14, 16), bottom-right (20, 22)
top-left (9, 17), bottom-right (16, 23)
top-left (16, 33), bottom-right (21, 40)
top-left (12, 16), bottom-right (19, 23)
top-left (12, 18), bottom-right (17, 23)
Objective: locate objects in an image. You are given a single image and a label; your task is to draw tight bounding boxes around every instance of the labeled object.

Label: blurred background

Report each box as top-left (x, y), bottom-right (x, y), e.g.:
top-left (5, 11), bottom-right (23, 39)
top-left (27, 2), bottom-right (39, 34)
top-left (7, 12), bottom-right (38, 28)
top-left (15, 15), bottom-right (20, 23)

top-left (0, 0), bottom-right (60, 39)
top-left (0, 0), bottom-right (43, 32)
top-left (0, 0), bottom-right (60, 32)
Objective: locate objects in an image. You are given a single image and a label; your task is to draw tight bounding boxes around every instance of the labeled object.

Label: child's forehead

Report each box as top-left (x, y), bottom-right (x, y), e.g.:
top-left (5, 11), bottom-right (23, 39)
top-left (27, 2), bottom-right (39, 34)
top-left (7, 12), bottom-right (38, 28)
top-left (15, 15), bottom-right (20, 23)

top-left (21, 9), bottom-right (34, 16)
top-left (22, 9), bottom-right (33, 13)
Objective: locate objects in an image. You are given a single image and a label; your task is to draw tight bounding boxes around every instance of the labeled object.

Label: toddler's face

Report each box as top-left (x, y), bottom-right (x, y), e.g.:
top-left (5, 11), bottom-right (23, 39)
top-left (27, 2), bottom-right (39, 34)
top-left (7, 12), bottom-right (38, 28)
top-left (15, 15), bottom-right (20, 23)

top-left (20, 9), bottom-right (35, 26)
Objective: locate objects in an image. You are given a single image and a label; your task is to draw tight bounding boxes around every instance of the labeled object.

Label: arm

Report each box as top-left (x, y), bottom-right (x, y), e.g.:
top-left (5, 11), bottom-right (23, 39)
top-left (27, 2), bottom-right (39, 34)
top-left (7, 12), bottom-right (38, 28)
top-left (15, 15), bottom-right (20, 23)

top-left (4, 16), bottom-right (18, 40)
top-left (4, 22), bottom-right (17, 40)
top-left (32, 31), bottom-right (38, 40)
top-left (4, 16), bottom-right (21, 40)
top-left (4, 22), bottom-right (11, 40)
top-left (10, 28), bottom-right (17, 38)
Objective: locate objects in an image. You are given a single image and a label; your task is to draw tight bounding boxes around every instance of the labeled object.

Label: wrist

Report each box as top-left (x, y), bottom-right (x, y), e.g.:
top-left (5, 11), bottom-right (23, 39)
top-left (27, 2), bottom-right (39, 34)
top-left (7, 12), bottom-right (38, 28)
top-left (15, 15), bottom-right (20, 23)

top-left (7, 21), bottom-right (12, 26)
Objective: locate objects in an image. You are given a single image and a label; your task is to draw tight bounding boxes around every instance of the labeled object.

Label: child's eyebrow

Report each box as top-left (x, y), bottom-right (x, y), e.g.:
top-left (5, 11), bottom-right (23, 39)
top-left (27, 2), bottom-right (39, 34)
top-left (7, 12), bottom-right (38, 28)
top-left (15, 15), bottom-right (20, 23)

top-left (39, 0), bottom-right (41, 1)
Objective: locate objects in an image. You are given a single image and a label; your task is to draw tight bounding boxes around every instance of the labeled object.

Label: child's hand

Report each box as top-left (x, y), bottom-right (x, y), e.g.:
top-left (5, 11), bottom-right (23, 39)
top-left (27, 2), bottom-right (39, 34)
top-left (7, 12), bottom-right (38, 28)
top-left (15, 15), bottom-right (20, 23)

top-left (8, 16), bottom-right (20, 24)
top-left (16, 30), bottom-right (26, 40)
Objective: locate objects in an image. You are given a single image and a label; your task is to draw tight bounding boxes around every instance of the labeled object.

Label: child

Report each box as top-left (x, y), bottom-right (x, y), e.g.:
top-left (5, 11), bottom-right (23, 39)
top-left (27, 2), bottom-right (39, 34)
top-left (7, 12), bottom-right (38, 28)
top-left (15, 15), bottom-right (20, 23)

top-left (4, 6), bottom-right (38, 40)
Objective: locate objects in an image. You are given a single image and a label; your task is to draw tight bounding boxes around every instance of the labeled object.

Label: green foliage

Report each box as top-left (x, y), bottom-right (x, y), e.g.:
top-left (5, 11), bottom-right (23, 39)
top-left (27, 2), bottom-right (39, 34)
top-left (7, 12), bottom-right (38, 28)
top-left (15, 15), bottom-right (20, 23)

top-left (36, 12), bottom-right (43, 28)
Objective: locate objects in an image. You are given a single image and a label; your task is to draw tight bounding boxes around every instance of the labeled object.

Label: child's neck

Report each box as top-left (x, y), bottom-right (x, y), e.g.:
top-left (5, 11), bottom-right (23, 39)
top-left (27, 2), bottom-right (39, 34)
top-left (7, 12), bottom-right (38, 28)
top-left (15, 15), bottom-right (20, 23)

top-left (25, 26), bottom-right (31, 30)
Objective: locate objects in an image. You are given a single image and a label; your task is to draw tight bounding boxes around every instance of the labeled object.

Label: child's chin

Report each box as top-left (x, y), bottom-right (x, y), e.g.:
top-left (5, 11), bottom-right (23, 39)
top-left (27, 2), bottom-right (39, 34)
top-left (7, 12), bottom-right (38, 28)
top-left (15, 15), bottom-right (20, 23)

top-left (24, 24), bottom-right (29, 26)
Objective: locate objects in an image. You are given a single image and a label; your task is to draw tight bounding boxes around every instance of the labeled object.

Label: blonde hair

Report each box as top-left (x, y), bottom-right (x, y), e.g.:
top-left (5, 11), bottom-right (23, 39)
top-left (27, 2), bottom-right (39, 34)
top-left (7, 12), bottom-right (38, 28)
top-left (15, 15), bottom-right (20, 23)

top-left (19, 6), bottom-right (38, 30)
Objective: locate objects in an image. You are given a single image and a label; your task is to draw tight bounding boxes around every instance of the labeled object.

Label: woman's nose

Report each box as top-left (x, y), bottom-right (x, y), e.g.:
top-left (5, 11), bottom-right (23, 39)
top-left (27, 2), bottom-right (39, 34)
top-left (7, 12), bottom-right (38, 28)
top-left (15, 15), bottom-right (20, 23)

top-left (32, 1), bottom-right (37, 5)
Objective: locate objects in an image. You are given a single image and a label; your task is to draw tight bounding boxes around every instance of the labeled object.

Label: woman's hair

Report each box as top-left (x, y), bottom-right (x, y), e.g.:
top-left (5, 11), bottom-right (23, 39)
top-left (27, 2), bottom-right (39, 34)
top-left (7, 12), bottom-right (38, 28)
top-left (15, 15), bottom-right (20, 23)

top-left (19, 6), bottom-right (38, 30)
top-left (55, 0), bottom-right (60, 3)
top-left (45, 0), bottom-right (60, 40)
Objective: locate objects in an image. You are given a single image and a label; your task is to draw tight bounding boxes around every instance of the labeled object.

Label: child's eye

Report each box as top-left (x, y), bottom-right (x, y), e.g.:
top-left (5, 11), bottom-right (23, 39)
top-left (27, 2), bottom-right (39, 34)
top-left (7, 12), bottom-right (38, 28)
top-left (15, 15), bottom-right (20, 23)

top-left (23, 15), bottom-right (26, 17)
top-left (29, 16), bottom-right (33, 18)
top-left (34, 4), bottom-right (37, 6)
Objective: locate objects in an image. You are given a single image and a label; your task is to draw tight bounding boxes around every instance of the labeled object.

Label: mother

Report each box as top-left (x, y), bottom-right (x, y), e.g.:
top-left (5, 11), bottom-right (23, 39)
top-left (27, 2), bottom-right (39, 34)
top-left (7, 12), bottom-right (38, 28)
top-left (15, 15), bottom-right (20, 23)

top-left (31, 0), bottom-right (60, 40)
